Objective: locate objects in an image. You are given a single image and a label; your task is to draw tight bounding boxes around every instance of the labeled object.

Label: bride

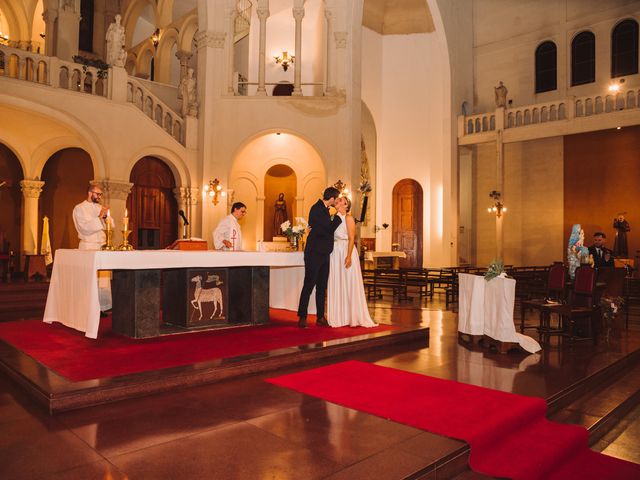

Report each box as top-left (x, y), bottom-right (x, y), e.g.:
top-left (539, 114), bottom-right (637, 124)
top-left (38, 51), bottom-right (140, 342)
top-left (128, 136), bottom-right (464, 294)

top-left (327, 197), bottom-right (378, 327)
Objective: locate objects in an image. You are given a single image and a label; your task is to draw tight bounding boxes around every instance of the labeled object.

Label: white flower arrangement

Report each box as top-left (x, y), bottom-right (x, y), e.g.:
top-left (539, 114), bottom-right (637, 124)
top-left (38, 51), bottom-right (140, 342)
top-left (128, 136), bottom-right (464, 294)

top-left (281, 217), bottom-right (308, 239)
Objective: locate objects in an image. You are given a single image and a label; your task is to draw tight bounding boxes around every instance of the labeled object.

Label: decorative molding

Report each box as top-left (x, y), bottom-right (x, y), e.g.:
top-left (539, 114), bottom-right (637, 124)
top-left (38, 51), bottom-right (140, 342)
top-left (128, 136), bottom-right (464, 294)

top-left (334, 31), bottom-right (347, 48)
top-left (278, 92), bottom-right (346, 117)
top-left (42, 9), bottom-right (58, 23)
top-left (293, 7), bottom-right (305, 21)
top-left (194, 31), bottom-right (226, 50)
top-left (175, 50), bottom-right (193, 63)
top-left (100, 180), bottom-right (133, 201)
top-left (174, 187), bottom-right (200, 206)
top-left (20, 180), bottom-right (45, 199)
top-left (257, 7), bottom-right (270, 21)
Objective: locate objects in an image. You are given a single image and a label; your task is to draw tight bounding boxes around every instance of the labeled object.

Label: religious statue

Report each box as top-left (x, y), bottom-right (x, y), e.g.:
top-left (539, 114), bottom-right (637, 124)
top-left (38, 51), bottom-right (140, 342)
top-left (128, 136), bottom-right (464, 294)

top-left (106, 14), bottom-right (126, 67)
top-left (494, 81), bottom-right (508, 108)
top-left (567, 224), bottom-right (589, 279)
top-left (273, 193), bottom-right (288, 235)
top-left (179, 68), bottom-right (198, 116)
top-left (613, 213), bottom-right (630, 258)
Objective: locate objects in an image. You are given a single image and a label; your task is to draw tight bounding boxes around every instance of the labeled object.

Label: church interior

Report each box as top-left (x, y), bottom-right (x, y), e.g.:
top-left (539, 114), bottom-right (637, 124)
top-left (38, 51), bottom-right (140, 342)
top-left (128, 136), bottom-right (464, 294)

top-left (1, 0), bottom-right (640, 478)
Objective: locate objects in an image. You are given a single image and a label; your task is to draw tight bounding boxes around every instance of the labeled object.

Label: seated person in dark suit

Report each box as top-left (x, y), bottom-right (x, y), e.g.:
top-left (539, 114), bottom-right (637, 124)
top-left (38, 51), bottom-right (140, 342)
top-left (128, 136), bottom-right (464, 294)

top-left (588, 232), bottom-right (614, 268)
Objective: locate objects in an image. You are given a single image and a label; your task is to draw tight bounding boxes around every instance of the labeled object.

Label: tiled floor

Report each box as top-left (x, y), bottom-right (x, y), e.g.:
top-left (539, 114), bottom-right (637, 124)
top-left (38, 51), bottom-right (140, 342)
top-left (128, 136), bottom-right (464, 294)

top-left (1, 297), bottom-right (639, 479)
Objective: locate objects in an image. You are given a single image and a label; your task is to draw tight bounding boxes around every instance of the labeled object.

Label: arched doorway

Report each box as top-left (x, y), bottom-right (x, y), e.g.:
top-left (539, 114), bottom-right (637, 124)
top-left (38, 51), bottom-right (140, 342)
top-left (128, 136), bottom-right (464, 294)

top-left (0, 144), bottom-right (24, 255)
top-left (392, 179), bottom-right (423, 268)
top-left (40, 148), bottom-right (94, 252)
top-left (127, 157), bottom-right (178, 249)
top-left (264, 164), bottom-right (296, 241)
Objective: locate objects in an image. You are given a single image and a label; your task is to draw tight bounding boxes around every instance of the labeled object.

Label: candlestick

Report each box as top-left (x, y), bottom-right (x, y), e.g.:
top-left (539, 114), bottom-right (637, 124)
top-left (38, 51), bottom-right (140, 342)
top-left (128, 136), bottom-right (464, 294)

top-left (101, 219), bottom-right (115, 250)
top-left (117, 227), bottom-right (134, 251)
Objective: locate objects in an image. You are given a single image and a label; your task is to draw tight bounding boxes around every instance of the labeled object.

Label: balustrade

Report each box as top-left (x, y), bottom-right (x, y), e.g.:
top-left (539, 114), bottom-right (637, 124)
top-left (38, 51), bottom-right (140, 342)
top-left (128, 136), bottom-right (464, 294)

top-left (127, 78), bottom-right (184, 144)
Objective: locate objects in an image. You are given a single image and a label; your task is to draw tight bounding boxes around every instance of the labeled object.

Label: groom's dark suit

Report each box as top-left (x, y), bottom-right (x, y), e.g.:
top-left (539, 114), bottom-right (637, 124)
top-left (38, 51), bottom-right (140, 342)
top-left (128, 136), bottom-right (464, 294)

top-left (588, 245), bottom-right (614, 268)
top-left (297, 199), bottom-right (342, 325)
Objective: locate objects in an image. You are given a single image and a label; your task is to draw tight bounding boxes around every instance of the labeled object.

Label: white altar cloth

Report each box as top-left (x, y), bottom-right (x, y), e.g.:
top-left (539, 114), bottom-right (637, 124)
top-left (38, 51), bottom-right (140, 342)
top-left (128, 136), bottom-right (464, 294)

top-left (44, 249), bottom-right (313, 339)
top-left (458, 273), bottom-right (541, 353)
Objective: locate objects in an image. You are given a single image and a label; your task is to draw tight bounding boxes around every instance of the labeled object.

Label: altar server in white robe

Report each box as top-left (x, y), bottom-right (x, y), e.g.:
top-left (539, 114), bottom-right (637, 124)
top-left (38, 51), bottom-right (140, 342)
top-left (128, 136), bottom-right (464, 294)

top-left (72, 185), bottom-right (112, 311)
top-left (213, 202), bottom-right (247, 251)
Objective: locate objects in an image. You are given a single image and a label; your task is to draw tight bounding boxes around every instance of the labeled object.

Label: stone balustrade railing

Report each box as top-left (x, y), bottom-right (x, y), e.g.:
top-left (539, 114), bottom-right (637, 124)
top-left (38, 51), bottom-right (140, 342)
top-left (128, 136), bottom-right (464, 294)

top-left (459, 88), bottom-right (640, 141)
top-left (127, 77), bottom-right (184, 144)
top-left (0, 44), bottom-right (109, 96)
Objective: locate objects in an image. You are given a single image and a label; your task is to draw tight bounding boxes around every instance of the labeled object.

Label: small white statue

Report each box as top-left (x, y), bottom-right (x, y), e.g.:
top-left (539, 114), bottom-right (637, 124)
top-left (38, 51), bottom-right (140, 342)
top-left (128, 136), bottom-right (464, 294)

top-left (106, 14), bottom-right (126, 67)
top-left (494, 81), bottom-right (508, 108)
top-left (179, 68), bottom-right (198, 116)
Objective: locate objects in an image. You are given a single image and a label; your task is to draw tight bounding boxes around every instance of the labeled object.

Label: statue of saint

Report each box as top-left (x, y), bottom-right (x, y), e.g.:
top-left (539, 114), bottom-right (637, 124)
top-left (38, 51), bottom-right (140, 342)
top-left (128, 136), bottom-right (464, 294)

top-left (494, 81), bottom-right (508, 108)
top-left (613, 213), bottom-right (630, 257)
top-left (567, 224), bottom-right (589, 279)
top-left (179, 68), bottom-right (198, 116)
top-left (106, 14), bottom-right (126, 67)
top-left (274, 193), bottom-right (288, 235)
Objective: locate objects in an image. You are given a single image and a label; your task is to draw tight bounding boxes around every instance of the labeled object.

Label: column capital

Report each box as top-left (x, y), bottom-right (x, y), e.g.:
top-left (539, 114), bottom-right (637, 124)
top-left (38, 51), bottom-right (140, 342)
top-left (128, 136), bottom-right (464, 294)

top-left (324, 8), bottom-right (334, 21)
top-left (98, 179), bottom-right (133, 201)
top-left (20, 180), bottom-right (45, 198)
top-left (335, 32), bottom-right (347, 48)
top-left (293, 7), bottom-right (305, 21)
top-left (195, 31), bottom-right (226, 50)
top-left (175, 50), bottom-right (193, 63)
top-left (173, 187), bottom-right (200, 205)
top-left (42, 9), bottom-right (58, 23)
top-left (257, 7), bottom-right (270, 21)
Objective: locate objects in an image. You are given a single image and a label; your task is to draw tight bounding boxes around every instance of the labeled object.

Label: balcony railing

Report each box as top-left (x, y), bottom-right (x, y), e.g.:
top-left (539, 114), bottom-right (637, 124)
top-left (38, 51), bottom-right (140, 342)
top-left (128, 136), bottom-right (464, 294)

top-left (127, 78), bottom-right (184, 144)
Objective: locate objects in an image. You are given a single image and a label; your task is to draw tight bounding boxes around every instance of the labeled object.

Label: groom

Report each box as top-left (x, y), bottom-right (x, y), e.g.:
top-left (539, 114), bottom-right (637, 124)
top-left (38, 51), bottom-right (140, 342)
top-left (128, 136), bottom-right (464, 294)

top-left (297, 187), bottom-right (342, 328)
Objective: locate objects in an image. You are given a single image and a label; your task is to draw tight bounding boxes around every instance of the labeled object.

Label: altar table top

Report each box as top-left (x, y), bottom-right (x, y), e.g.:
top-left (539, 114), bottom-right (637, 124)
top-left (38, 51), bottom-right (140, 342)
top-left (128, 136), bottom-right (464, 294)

top-left (44, 249), bottom-right (309, 339)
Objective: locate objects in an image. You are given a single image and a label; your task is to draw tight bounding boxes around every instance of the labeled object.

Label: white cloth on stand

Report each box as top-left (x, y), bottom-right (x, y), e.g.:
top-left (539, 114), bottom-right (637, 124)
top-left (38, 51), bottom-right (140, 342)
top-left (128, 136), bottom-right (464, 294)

top-left (270, 266), bottom-right (316, 314)
top-left (213, 214), bottom-right (242, 251)
top-left (327, 213), bottom-right (377, 327)
top-left (457, 273), bottom-right (541, 353)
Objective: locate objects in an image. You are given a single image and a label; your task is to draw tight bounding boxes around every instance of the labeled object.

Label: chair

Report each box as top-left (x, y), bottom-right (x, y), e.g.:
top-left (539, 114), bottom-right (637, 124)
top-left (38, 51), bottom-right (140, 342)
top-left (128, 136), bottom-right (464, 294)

top-left (520, 263), bottom-right (567, 333)
top-left (548, 265), bottom-right (598, 344)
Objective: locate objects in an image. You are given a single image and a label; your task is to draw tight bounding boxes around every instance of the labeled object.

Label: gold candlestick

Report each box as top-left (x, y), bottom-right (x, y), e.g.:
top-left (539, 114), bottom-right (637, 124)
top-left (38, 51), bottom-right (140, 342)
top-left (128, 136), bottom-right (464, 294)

top-left (101, 222), bottom-right (115, 250)
top-left (117, 228), bottom-right (134, 251)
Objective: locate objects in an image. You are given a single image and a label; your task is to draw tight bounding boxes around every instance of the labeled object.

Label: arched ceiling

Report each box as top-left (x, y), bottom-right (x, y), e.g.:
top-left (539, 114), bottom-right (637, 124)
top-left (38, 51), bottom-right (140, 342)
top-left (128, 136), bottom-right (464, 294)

top-left (363, 0), bottom-right (435, 35)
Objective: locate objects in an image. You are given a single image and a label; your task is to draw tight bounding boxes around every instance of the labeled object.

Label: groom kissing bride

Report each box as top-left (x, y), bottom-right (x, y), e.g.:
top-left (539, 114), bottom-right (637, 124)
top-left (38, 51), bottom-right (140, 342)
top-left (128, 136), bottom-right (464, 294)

top-left (297, 187), bottom-right (377, 329)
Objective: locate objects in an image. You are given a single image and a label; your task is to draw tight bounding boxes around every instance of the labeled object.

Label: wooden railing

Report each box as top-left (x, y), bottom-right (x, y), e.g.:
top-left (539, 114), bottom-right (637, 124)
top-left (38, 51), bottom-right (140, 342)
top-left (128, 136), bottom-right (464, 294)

top-left (127, 77), bottom-right (184, 144)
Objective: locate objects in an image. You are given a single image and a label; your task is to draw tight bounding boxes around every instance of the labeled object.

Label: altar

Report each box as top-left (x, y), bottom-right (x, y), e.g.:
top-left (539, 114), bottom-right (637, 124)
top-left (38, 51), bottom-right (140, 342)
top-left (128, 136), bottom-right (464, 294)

top-left (43, 250), bottom-right (314, 339)
top-left (364, 251), bottom-right (407, 269)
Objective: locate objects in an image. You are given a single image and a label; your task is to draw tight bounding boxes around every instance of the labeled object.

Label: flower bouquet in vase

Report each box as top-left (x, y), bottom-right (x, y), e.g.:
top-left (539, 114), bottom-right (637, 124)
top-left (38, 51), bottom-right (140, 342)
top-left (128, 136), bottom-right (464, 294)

top-left (599, 295), bottom-right (624, 342)
top-left (281, 217), bottom-right (308, 251)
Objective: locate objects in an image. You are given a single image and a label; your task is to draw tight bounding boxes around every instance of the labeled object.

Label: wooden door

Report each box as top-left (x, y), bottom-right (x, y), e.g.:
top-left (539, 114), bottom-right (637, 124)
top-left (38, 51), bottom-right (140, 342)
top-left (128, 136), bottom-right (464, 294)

top-left (392, 179), bottom-right (423, 268)
top-left (127, 157), bottom-right (178, 249)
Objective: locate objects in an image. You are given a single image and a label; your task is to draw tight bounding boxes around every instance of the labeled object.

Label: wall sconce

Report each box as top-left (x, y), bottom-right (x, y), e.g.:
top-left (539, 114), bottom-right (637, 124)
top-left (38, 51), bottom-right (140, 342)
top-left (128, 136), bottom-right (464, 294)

top-left (274, 51), bottom-right (294, 71)
top-left (487, 190), bottom-right (507, 217)
top-left (0, 31), bottom-right (9, 45)
top-left (204, 178), bottom-right (226, 205)
top-left (151, 28), bottom-right (160, 49)
top-left (333, 179), bottom-right (352, 199)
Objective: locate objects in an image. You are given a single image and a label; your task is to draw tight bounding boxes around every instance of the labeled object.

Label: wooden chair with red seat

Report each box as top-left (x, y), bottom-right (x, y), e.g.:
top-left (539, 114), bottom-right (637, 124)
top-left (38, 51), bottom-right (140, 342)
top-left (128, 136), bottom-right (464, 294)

top-left (548, 265), bottom-right (598, 344)
top-left (520, 262), bottom-right (567, 334)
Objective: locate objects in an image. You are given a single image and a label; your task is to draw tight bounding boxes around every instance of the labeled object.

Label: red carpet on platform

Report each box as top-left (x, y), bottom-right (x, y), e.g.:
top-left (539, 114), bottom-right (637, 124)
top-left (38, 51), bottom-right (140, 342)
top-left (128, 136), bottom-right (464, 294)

top-left (0, 310), bottom-right (393, 382)
top-left (267, 361), bottom-right (640, 480)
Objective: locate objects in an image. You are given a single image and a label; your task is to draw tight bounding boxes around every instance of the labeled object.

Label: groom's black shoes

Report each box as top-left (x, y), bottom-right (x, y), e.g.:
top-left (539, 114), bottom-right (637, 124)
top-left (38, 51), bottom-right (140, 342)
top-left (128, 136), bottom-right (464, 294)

top-left (316, 316), bottom-right (329, 327)
top-left (298, 317), bottom-right (307, 328)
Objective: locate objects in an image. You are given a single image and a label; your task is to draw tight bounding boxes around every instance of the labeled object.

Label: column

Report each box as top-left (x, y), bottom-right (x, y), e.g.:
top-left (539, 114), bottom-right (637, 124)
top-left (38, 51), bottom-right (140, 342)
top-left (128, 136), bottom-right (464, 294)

top-left (495, 130), bottom-right (504, 261)
top-left (98, 180), bottom-right (133, 245)
top-left (292, 5), bottom-right (305, 96)
top-left (227, 8), bottom-right (237, 94)
top-left (42, 9), bottom-right (58, 56)
top-left (20, 180), bottom-right (45, 255)
top-left (324, 8), bottom-right (335, 95)
top-left (256, 196), bottom-right (266, 242)
top-left (55, 1), bottom-right (81, 61)
top-left (256, 6), bottom-right (270, 96)
top-left (334, 31), bottom-right (347, 95)
top-left (175, 50), bottom-right (193, 98)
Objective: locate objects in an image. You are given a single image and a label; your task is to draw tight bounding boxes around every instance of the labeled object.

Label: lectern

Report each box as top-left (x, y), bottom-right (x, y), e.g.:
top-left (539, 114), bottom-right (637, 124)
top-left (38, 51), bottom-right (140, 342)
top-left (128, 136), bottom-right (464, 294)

top-left (168, 239), bottom-right (208, 251)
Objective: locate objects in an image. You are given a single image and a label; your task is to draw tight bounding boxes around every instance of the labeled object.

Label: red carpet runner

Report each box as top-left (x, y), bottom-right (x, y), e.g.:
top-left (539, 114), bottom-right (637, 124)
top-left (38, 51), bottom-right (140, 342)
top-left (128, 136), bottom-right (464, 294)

top-left (267, 360), bottom-right (640, 480)
top-left (0, 311), bottom-right (392, 382)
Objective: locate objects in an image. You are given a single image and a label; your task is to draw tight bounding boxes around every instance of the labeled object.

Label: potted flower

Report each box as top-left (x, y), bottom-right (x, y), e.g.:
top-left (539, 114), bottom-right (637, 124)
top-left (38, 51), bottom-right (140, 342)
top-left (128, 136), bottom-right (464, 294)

top-left (281, 217), bottom-right (307, 250)
top-left (599, 295), bottom-right (624, 342)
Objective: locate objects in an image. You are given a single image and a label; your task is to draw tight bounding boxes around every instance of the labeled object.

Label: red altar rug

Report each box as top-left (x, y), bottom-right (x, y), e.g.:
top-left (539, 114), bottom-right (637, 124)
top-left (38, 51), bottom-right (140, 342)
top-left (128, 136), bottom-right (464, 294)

top-left (267, 361), bottom-right (640, 480)
top-left (0, 311), bottom-right (393, 382)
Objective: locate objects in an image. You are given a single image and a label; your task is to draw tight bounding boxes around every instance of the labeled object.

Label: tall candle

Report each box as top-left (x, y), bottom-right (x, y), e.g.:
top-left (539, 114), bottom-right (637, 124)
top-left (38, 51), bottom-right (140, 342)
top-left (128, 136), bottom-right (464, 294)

top-left (123, 208), bottom-right (129, 230)
top-left (106, 209), bottom-right (112, 229)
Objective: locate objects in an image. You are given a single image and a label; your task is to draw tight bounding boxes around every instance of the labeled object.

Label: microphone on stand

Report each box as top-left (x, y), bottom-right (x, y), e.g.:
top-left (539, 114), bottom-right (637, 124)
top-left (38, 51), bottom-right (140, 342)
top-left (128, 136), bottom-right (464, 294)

top-left (179, 210), bottom-right (189, 239)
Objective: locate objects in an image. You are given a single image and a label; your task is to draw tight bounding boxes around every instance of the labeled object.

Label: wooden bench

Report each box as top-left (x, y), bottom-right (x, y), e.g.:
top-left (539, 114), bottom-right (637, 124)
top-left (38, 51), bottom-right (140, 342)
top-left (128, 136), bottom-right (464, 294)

top-left (363, 268), bottom-right (408, 301)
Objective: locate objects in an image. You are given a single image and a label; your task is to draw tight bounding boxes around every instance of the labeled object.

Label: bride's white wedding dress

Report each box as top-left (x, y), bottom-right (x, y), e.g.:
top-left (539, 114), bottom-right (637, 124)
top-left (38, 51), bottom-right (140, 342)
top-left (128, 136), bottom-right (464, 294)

top-left (327, 213), bottom-right (377, 327)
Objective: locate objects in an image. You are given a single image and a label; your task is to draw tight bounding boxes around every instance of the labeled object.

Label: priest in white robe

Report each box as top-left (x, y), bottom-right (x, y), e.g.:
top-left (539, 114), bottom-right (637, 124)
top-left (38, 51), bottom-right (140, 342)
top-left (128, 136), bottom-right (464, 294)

top-left (72, 185), bottom-right (112, 311)
top-left (213, 202), bottom-right (247, 251)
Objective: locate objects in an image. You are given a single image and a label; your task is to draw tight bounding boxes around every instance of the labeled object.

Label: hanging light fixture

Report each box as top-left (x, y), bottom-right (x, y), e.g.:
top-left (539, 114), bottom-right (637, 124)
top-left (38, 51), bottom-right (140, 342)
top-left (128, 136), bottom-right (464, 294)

top-left (274, 51), bottom-right (295, 71)
top-left (487, 190), bottom-right (507, 217)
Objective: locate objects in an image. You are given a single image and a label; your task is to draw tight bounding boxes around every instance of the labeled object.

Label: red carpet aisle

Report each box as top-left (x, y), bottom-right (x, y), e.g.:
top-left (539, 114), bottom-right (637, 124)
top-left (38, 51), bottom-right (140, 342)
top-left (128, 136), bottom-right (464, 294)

top-left (0, 310), bottom-right (392, 382)
top-left (267, 361), bottom-right (640, 480)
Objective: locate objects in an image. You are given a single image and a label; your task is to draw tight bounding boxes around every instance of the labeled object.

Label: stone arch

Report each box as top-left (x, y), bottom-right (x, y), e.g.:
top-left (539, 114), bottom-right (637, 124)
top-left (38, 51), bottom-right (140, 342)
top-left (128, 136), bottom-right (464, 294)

top-left (0, 0), bottom-right (30, 41)
top-left (154, 26), bottom-right (178, 83)
top-left (135, 42), bottom-right (155, 79)
top-left (125, 146), bottom-right (190, 188)
top-left (122, 0), bottom-right (157, 49)
top-left (229, 130), bottom-right (327, 248)
top-left (177, 13), bottom-right (198, 52)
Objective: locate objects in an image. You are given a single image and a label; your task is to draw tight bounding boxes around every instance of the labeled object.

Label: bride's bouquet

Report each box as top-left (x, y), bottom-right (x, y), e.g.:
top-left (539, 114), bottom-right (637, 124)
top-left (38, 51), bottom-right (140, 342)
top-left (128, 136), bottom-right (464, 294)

top-left (281, 217), bottom-right (308, 240)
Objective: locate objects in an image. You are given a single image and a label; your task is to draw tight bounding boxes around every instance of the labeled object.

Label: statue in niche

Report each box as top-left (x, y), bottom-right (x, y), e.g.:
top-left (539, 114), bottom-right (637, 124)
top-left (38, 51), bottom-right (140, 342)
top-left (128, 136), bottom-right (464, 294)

top-left (106, 14), bottom-right (126, 67)
top-left (179, 68), bottom-right (198, 116)
top-left (567, 223), bottom-right (589, 279)
top-left (273, 193), bottom-right (288, 235)
top-left (613, 213), bottom-right (630, 258)
top-left (494, 81), bottom-right (508, 108)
